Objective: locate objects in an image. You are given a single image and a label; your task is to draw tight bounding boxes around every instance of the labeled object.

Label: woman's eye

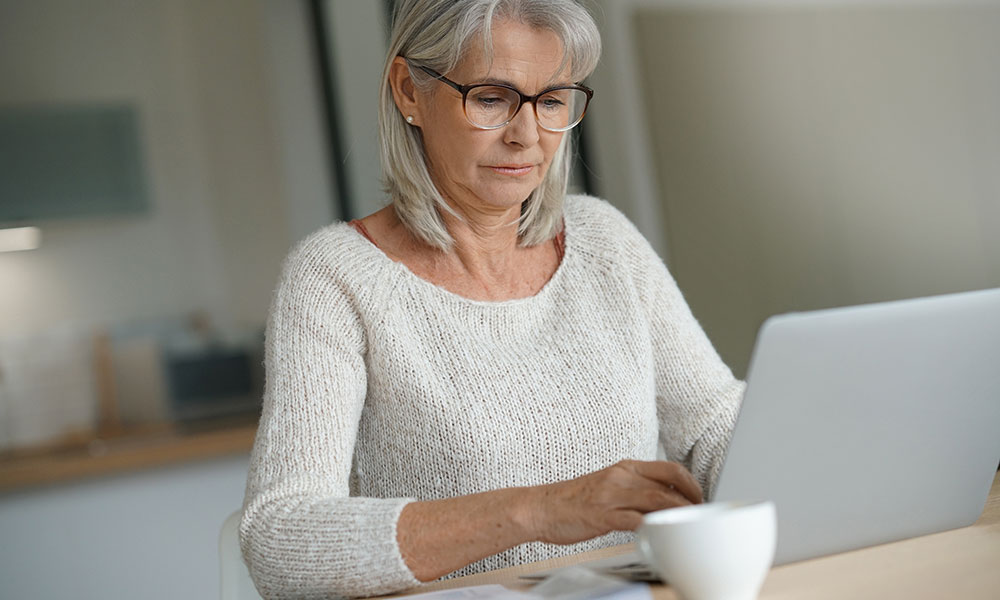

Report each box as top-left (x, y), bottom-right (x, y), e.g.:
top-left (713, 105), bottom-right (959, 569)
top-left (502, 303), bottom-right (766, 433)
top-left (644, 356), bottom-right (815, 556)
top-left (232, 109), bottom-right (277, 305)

top-left (540, 97), bottom-right (566, 110)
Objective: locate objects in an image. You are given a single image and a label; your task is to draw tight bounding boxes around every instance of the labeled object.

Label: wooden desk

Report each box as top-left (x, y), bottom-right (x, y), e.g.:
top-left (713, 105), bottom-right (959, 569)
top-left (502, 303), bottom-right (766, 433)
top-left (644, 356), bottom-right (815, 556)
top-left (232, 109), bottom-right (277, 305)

top-left (0, 422), bottom-right (257, 493)
top-left (401, 472), bottom-right (1000, 599)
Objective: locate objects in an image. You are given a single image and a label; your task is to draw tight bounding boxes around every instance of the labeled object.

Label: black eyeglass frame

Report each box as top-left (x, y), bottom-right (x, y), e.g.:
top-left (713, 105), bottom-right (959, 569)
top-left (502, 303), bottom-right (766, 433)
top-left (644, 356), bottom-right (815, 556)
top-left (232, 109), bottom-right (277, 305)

top-left (408, 61), bottom-right (594, 132)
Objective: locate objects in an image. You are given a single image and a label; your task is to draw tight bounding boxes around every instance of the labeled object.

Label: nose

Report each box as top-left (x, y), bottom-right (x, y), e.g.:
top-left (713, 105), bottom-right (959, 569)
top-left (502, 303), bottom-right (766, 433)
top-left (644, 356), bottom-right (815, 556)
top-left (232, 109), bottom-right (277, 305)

top-left (503, 100), bottom-right (541, 147)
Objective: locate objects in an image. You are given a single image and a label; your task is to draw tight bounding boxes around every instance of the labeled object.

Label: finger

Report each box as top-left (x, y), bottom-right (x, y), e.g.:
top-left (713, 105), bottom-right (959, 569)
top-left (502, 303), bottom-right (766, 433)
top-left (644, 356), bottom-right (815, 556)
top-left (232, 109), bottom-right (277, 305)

top-left (608, 509), bottom-right (644, 532)
top-left (631, 487), bottom-right (693, 514)
top-left (627, 461), bottom-right (704, 504)
top-left (610, 471), bottom-right (694, 508)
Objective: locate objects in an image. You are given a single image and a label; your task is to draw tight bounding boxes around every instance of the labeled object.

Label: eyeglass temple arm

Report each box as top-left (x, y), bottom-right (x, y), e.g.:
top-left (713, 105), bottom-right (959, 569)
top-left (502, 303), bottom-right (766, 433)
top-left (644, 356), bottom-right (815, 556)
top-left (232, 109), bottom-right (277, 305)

top-left (409, 62), bottom-right (464, 94)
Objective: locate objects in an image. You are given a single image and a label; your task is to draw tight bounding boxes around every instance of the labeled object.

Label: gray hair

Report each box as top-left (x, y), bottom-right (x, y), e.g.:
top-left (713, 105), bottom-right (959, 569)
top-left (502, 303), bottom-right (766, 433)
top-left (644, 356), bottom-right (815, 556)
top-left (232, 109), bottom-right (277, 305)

top-left (378, 0), bottom-right (602, 250)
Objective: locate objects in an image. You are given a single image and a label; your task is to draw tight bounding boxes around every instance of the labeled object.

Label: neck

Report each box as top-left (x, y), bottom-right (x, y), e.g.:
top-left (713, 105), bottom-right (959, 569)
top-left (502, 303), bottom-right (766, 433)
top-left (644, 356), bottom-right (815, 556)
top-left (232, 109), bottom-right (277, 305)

top-left (376, 200), bottom-right (556, 301)
top-left (439, 200), bottom-right (524, 277)
top-left (426, 197), bottom-right (521, 282)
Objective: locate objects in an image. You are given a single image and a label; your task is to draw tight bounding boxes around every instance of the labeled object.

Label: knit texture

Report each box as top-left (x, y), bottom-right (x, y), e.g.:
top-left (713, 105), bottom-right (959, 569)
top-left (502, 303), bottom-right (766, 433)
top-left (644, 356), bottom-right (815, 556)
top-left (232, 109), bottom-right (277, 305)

top-left (240, 195), bottom-right (745, 599)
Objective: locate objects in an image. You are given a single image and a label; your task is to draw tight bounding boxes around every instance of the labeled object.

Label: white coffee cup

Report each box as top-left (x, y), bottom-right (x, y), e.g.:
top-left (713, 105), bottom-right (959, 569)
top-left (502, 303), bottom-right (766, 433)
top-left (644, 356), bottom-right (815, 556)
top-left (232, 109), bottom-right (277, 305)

top-left (636, 500), bottom-right (777, 600)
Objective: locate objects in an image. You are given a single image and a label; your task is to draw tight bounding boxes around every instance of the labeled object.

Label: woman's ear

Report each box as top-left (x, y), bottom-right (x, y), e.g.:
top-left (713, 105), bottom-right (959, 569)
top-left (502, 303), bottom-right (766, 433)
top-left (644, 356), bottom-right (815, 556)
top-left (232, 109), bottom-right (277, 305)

top-left (389, 56), bottom-right (421, 127)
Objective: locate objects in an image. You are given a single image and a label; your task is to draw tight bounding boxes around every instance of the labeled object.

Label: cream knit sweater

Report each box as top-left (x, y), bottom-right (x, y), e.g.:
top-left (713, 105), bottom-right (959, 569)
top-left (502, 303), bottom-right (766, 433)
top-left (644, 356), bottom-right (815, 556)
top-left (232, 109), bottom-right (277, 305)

top-left (240, 195), bottom-right (744, 599)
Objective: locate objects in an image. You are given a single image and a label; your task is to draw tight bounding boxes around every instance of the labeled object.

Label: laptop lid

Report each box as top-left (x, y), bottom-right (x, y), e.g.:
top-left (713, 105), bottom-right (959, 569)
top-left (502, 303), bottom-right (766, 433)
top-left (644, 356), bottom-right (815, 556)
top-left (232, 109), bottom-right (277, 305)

top-left (713, 287), bottom-right (1000, 565)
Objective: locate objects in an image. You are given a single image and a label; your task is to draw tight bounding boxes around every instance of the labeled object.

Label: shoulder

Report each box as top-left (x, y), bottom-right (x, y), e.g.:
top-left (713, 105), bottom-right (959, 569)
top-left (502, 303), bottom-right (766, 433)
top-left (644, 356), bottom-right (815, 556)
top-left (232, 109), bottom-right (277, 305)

top-left (563, 194), bottom-right (632, 226)
top-left (562, 194), bottom-right (656, 268)
top-left (271, 222), bottom-right (394, 318)
top-left (280, 222), bottom-right (381, 285)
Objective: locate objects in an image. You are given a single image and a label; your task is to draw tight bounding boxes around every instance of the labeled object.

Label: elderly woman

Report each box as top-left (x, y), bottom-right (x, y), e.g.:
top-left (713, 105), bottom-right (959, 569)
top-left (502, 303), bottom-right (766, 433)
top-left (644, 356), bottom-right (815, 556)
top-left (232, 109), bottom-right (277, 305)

top-left (240, 0), bottom-right (744, 597)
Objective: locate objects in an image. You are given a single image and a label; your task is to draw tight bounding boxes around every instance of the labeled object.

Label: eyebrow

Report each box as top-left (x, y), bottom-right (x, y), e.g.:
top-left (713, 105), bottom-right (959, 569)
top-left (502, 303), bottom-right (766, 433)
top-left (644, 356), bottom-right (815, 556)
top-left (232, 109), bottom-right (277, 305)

top-left (479, 76), bottom-right (577, 91)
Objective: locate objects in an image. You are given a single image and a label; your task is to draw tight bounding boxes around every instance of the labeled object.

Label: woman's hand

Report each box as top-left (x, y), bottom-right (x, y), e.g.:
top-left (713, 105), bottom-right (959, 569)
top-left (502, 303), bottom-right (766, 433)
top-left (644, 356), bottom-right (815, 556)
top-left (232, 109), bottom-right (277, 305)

top-left (397, 460), bottom-right (700, 581)
top-left (525, 460), bottom-right (703, 545)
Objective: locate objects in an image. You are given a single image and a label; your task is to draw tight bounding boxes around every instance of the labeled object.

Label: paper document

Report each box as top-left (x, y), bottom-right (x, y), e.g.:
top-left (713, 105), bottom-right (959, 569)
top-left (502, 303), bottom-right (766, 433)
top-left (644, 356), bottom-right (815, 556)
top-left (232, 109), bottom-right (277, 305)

top-left (531, 567), bottom-right (653, 600)
top-left (402, 584), bottom-right (534, 600)
top-left (519, 551), bottom-right (658, 583)
top-left (404, 566), bottom-right (652, 600)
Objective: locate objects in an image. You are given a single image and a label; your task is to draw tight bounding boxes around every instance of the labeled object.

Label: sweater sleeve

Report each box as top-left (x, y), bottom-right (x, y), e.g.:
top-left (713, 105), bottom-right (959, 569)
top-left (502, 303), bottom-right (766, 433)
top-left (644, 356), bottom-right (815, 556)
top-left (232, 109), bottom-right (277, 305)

top-left (239, 235), bottom-right (420, 599)
top-left (611, 203), bottom-right (745, 499)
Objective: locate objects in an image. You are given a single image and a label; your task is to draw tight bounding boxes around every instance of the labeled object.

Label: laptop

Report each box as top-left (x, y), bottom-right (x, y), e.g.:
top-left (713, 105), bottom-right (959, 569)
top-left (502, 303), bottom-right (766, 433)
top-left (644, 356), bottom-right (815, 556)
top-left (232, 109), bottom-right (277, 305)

top-left (527, 287), bottom-right (1000, 579)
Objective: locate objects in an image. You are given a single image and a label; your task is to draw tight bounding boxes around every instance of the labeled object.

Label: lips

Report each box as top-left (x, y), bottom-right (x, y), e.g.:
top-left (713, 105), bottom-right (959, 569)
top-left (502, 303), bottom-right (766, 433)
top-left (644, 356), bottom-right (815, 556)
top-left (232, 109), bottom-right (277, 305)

top-left (489, 164), bottom-right (535, 176)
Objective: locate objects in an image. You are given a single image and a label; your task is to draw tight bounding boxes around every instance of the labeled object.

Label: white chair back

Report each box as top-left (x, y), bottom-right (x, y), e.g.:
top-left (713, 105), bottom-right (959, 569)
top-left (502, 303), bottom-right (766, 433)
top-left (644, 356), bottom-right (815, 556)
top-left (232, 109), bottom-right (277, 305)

top-left (219, 510), bottom-right (263, 600)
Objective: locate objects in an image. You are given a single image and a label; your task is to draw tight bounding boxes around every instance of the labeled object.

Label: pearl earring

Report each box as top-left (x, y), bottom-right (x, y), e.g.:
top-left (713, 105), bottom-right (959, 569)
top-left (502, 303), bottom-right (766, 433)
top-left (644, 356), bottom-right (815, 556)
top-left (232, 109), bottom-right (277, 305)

top-left (406, 115), bottom-right (414, 124)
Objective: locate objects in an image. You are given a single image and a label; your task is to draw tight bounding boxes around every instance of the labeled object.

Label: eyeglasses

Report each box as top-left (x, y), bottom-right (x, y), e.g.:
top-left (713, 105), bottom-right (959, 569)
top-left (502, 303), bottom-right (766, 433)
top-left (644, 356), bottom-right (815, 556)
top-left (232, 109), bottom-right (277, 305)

top-left (408, 61), bottom-right (593, 132)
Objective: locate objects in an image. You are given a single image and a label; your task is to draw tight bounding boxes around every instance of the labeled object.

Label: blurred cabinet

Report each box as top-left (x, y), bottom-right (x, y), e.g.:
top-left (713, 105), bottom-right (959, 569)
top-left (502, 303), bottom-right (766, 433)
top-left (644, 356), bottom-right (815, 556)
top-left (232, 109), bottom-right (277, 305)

top-left (0, 105), bottom-right (148, 224)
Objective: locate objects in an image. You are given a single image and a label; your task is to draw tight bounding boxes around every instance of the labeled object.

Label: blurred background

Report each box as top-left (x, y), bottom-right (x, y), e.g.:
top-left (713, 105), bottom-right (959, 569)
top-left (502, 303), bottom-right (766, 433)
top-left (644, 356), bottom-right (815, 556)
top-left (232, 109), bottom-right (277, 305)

top-left (0, 0), bottom-right (998, 598)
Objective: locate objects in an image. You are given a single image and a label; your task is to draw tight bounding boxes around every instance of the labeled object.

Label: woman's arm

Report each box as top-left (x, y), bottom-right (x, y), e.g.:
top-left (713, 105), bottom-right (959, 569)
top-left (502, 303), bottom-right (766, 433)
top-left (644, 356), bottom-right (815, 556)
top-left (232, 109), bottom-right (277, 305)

top-left (397, 459), bottom-right (702, 582)
top-left (613, 202), bottom-right (744, 498)
top-left (241, 234), bottom-right (422, 599)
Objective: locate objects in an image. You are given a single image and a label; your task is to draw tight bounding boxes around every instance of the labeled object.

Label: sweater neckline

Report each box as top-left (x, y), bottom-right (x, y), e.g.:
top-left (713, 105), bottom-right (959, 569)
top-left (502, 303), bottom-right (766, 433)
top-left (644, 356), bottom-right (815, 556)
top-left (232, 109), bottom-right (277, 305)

top-left (346, 210), bottom-right (575, 308)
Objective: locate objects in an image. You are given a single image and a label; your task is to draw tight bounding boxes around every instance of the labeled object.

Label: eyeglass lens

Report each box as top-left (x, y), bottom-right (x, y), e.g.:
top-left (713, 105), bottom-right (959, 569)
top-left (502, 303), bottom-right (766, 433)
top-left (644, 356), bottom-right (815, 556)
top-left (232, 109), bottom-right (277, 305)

top-left (465, 86), bottom-right (588, 131)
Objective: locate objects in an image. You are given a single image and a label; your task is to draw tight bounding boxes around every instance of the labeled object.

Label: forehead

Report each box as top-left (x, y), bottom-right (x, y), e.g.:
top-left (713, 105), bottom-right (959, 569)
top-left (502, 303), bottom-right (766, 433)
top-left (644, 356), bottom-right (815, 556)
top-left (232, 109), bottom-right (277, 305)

top-left (455, 20), bottom-right (570, 87)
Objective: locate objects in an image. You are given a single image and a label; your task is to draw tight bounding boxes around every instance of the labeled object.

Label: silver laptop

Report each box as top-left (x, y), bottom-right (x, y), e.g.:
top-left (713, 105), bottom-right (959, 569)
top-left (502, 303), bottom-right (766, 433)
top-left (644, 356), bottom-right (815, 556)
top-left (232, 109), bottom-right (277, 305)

top-left (527, 287), bottom-right (1000, 579)
top-left (713, 287), bottom-right (1000, 565)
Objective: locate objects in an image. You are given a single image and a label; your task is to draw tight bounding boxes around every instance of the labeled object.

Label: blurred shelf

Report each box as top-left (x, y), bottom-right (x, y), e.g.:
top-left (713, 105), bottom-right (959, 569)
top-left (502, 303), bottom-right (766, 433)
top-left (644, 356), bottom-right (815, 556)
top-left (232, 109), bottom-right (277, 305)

top-left (0, 420), bottom-right (257, 494)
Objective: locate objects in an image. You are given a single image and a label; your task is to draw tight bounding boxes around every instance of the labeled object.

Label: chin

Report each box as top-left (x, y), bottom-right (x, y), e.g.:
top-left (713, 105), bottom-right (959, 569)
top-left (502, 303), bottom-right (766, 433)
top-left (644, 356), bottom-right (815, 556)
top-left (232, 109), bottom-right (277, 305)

top-left (484, 191), bottom-right (536, 211)
top-left (490, 181), bottom-right (542, 202)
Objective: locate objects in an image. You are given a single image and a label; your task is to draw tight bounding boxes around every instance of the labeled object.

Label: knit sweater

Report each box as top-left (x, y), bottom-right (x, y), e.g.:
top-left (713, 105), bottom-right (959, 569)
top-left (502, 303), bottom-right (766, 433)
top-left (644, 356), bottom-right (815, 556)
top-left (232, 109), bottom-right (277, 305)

top-left (240, 195), bottom-right (744, 599)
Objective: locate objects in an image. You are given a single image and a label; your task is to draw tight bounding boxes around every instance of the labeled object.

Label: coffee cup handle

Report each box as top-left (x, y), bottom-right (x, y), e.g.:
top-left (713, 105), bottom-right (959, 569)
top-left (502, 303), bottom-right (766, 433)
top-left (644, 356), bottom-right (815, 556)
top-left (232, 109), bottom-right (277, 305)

top-left (635, 528), bottom-right (661, 580)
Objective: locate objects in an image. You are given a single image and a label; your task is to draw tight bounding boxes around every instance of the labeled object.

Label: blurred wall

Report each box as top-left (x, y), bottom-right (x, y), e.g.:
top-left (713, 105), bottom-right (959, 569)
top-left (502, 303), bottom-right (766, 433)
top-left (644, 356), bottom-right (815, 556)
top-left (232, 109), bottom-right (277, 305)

top-left (0, 0), bottom-right (334, 338)
top-left (623, 2), bottom-right (1000, 377)
top-left (0, 1), bottom-right (333, 598)
top-left (320, 0), bottom-right (390, 219)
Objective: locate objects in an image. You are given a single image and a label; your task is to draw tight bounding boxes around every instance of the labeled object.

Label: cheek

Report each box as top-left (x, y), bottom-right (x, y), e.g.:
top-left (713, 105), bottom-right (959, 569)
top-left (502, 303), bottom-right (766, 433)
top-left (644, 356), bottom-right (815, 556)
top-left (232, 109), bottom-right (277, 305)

top-left (421, 124), bottom-right (460, 165)
top-left (425, 131), bottom-right (486, 174)
top-left (540, 134), bottom-right (565, 166)
top-left (419, 99), bottom-right (469, 161)
top-left (421, 129), bottom-right (494, 191)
